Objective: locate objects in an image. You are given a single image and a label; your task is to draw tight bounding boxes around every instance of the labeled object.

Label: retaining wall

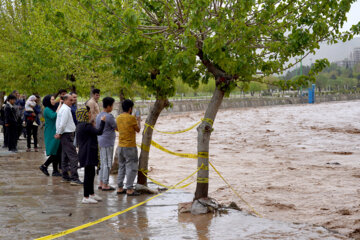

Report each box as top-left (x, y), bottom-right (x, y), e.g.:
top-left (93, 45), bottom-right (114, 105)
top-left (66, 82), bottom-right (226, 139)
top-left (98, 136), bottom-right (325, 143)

top-left (129, 93), bottom-right (360, 116)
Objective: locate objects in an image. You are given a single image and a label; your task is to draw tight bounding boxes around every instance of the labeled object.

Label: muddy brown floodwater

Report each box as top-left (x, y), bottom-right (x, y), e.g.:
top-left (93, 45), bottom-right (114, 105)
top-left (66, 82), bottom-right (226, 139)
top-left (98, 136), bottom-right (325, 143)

top-left (0, 100), bottom-right (359, 239)
top-left (142, 100), bottom-right (360, 239)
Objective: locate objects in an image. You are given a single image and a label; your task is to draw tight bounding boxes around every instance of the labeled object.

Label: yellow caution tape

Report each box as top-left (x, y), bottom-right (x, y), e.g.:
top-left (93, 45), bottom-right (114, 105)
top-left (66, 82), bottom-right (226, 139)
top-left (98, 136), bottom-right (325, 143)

top-left (198, 152), bottom-right (209, 158)
top-left (199, 163), bottom-right (209, 171)
top-left (145, 121), bottom-right (201, 134)
top-left (197, 177), bottom-right (209, 183)
top-left (139, 168), bottom-right (149, 173)
top-left (138, 141), bottom-right (210, 161)
top-left (35, 167), bottom-right (202, 240)
top-left (209, 161), bottom-right (262, 218)
top-left (143, 118), bottom-right (214, 135)
top-left (140, 143), bottom-right (150, 152)
top-left (150, 140), bottom-right (198, 159)
top-left (140, 169), bottom-right (195, 189)
top-left (202, 118), bottom-right (214, 126)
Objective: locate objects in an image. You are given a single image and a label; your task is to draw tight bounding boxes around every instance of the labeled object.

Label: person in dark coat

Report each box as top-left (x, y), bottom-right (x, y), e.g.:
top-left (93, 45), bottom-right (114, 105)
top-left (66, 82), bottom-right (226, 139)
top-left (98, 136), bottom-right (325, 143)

top-left (1, 98), bottom-right (8, 148)
top-left (76, 106), bottom-right (106, 204)
top-left (4, 94), bottom-right (18, 152)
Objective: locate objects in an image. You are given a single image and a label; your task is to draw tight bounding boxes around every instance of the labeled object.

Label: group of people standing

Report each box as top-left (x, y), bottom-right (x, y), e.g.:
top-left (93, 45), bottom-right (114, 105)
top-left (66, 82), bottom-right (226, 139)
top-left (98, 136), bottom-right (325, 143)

top-left (1, 90), bottom-right (41, 153)
top-left (2, 88), bottom-right (142, 204)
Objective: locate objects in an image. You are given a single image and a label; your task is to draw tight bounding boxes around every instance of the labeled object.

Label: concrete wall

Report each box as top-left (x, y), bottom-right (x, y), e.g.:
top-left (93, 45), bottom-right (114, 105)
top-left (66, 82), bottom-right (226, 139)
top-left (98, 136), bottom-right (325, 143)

top-left (129, 93), bottom-right (360, 116)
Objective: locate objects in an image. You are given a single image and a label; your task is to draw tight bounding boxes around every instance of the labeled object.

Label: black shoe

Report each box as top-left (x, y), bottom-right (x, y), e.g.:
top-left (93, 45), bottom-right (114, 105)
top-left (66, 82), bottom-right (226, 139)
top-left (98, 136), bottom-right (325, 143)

top-left (52, 172), bottom-right (62, 177)
top-left (127, 190), bottom-right (141, 196)
top-left (61, 177), bottom-right (71, 183)
top-left (39, 165), bottom-right (49, 176)
top-left (70, 179), bottom-right (83, 186)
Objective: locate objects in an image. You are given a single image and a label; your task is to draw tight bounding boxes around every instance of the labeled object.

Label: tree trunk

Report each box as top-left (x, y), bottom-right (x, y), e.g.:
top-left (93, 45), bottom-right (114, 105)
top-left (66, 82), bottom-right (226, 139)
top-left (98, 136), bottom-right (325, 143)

top-left (118, 88), bottom-right (125, 114)
top-left (137, 98), bottom-right (170, 186)
top-left (194, 86), bottom-right (225, 200)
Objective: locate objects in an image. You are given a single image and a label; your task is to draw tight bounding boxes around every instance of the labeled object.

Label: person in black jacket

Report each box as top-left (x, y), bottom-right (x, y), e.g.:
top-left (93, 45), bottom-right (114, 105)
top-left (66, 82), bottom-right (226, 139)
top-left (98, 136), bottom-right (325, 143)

top-left (76, 106), bottom-right (106, 204)
top-left (1, 99), bottom-right (8, 148)
top-left (4, 94), bottom-right (18, 152)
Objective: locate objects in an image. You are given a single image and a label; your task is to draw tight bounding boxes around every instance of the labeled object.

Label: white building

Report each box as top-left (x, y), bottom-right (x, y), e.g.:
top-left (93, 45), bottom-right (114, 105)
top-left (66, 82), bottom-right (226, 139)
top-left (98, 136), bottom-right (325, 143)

top-left (353, 47), bottom-right (360, 63)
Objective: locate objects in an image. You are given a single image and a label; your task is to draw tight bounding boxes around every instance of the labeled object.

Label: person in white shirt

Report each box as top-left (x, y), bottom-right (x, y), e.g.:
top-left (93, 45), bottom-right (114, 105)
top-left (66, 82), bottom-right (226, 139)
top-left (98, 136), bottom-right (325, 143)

top-left (55, 94), bottom-right (82, 185)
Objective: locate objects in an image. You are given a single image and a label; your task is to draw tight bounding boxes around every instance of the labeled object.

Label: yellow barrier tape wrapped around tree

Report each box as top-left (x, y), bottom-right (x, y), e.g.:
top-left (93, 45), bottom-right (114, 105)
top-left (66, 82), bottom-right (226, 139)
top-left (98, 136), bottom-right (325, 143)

top-left (149, 140), bottom-right (198, 159)
top-left (140, 169), bottom-right (196, 189)
top-left (35, 167), bottom-right (202, 240)
top-left (196, 177), bottom-right (209, 183)
top-left (144, 118), bottom-right (214, 135)
top-left (144, 121), bottom-right (201, 134)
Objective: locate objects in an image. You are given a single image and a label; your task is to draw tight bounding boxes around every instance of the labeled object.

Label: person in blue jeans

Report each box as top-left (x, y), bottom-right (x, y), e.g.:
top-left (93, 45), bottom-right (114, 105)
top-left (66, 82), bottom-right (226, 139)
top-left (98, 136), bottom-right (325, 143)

top-left (96, 97), bottom-right (117, 191)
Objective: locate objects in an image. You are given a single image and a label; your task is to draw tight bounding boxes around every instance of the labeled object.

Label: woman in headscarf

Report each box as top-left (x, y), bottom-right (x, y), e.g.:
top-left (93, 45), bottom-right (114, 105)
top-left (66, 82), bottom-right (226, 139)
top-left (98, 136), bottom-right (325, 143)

top-left (39, 95), bottom-right (62, 176)
top-left (76, 106), bottom-right (106, 204)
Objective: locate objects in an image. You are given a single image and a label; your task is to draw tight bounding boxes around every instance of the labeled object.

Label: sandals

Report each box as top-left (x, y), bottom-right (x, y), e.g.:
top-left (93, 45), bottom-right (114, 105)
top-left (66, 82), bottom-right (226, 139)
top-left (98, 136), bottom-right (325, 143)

top-left (116, 189), bottom-right (127, 194)
top-left (102, 186), bottom-right (115, 191)
top-left (127, 191), bottom-right (140, 196)
top-left (97, 186), bottom-right (102, 190)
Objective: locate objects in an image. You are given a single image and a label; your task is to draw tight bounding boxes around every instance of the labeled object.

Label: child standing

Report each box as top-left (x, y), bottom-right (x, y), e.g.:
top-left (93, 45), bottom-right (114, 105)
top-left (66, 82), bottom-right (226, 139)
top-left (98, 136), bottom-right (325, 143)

top-left (116, 99), bottom-right (141, 196)
top-left (96, 97), bottom-right (117, 191)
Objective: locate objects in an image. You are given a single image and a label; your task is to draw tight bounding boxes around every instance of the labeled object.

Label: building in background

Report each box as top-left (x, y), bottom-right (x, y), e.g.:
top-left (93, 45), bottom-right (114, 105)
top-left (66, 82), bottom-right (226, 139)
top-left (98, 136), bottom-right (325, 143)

top-left (353, 47), bottom-right (360, 63)
top-left (334, 47), bottom-right (360, 68)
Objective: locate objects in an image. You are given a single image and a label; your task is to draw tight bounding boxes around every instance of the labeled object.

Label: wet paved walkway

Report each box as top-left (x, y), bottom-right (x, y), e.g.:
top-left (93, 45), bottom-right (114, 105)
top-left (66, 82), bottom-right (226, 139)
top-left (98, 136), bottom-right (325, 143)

top-left (0, 149), bottom-right (350, 239)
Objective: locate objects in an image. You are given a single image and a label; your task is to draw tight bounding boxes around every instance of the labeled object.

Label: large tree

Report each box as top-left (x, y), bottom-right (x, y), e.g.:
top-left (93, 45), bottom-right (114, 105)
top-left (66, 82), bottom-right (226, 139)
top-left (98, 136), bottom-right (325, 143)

top-left (112, 0), bottom-right (359, 200)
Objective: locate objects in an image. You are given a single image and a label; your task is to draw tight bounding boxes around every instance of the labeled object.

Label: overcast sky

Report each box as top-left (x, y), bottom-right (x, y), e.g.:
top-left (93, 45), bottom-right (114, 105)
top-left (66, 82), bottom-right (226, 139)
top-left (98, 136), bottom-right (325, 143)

top-left (342, 0), bottom-right (360, 31)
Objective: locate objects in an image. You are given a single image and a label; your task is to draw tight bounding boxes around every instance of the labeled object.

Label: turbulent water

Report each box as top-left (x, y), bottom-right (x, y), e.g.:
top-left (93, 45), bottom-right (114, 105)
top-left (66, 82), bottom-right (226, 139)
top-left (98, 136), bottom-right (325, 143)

top-left (140, 100), bottom-right (360, 238)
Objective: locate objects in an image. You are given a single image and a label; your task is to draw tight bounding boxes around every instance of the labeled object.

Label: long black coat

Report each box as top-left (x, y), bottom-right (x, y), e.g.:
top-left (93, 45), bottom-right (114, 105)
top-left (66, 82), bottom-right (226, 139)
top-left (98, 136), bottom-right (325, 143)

top-left (76, 121), bottom-right (105, 167)
top-left (4, 103), bottom-right (18, 126)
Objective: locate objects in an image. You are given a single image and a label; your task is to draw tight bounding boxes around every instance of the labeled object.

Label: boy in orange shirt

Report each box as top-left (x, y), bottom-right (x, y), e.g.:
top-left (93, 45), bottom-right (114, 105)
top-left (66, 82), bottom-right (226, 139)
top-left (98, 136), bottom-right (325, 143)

top-left (116, 99), bottom-right (141, 196)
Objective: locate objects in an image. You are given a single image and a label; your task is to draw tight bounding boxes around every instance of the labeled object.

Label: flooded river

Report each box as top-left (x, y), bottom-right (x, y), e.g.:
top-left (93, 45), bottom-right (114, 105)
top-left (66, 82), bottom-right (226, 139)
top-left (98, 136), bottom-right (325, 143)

top-left (142, 100), bottom-right (360, 239)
